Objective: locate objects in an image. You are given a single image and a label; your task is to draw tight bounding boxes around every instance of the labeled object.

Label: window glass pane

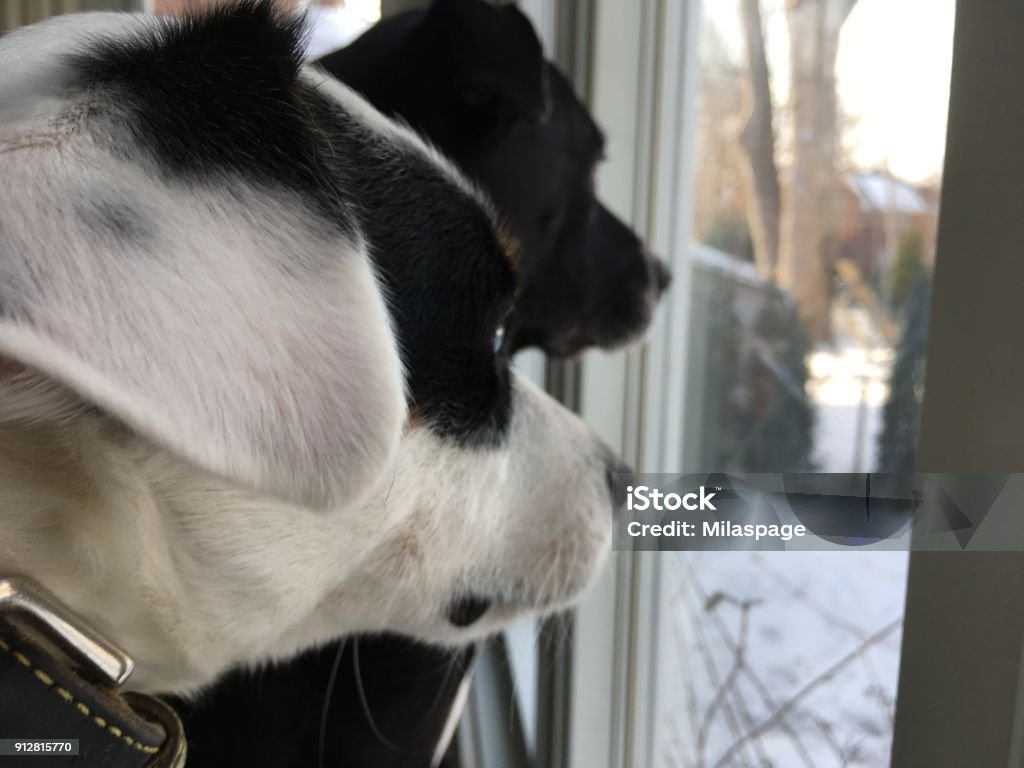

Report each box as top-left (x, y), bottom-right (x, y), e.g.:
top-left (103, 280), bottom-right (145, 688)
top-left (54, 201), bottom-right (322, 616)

top-left (662, 1), bottom-right (953, 765)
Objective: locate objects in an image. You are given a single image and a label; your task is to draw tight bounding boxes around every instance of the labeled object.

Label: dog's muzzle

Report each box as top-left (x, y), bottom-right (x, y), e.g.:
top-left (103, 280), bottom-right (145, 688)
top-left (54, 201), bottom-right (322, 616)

top-left (0, 577), bottom-right (186, 767)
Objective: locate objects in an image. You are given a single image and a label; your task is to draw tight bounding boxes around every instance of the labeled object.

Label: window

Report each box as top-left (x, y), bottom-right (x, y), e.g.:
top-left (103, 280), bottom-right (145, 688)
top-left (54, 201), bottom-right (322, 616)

top-left (654, 1), bottom-right (953, 765)
top-left (561, 1), bottom-right (955, 767)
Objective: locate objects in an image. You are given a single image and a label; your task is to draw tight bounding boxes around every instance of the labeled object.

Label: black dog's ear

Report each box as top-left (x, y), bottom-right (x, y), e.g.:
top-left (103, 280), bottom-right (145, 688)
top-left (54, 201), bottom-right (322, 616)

top-left (425, 0), bottom-right (549, 121)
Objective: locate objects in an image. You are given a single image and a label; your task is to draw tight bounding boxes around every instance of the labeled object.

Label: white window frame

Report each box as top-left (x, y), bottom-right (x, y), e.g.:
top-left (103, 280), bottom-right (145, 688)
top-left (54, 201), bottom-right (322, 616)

top-left (890, 2), bottom-right (1024, 765)
top-left (565, 1), bottom-right (703, 768)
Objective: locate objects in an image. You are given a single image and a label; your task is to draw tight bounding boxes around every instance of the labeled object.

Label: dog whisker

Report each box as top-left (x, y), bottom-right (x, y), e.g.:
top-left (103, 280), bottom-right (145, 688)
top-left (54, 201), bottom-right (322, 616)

top-left (318, 637), bottom-right (347, 768)
top-left (352, 637), bottom-right (409, 753)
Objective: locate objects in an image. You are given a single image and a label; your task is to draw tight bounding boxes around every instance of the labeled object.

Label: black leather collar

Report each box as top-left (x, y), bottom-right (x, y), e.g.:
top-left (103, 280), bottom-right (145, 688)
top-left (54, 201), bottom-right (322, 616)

top-left (0, 578), bottom-right (186, 767)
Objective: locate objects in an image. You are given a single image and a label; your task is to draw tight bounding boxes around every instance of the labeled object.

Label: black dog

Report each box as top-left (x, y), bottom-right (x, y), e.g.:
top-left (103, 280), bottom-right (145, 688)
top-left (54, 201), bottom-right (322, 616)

top-left (321, 0), bottom-right (671, 356)
top-left (171, 1), bottom-right (667, 766)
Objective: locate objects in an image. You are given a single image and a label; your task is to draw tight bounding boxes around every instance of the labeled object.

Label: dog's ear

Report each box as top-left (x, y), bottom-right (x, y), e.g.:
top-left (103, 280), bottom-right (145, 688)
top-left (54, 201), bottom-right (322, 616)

top-left (0, 1), bottom-right (407, 512)
top-left (0, 199), bottom-right (406, 511)
top-left (0, 197), bottom-right (406, 512)
top-left (425, 0), bottom-right (549, 121)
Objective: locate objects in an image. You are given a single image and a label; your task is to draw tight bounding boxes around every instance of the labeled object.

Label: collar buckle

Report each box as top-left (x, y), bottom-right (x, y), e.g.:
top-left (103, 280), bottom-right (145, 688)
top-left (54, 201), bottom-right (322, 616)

top-left (0, 575), bottom-right (134, 686)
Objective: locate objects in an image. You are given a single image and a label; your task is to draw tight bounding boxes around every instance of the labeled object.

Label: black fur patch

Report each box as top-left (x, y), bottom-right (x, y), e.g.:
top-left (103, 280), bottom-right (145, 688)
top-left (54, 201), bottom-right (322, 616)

top-left (303, 86), bottom-right (517, 442)
top-left (319, 11), bottom-right (667, 357)
top-left (66, 1), bottom-right (355, 232)
top-left (318, 0), bottom-right (546, 162)
top-left (65, 1), bottom-right (516, 442)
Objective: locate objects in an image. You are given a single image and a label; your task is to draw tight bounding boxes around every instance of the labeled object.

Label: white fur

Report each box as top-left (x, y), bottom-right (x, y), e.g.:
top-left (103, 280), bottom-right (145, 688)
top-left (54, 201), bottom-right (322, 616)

top-left (0, 11), bottom-right (612, 695)
top-left (0, 15), bottom-right (406, 512)
top-left (0, 373), bottom-right (610, 693)
top-left (0, 13), bottom-right (145, 125)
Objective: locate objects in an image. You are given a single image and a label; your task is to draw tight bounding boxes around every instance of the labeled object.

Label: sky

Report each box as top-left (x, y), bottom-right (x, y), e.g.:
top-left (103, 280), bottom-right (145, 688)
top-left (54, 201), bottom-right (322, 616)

top-left (704, 0), bottom-right (956, 183)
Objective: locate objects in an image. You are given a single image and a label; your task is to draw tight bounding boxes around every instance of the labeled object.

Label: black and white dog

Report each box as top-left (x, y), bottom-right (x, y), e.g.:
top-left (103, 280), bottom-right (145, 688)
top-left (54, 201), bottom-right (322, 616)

top-left (0, 0), bottom-right (616, 699)
top-left (175, 3), bottom-right (665, 766)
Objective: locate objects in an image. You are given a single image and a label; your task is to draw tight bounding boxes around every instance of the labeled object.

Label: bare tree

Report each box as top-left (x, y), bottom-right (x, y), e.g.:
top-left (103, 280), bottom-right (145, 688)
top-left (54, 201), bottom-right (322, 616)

top-left (737, 0), bottom-right (858, 340)
top-left (777, 0), bottom-right (859, 341)
top-left (692, 27), bottom-right (747, 249)
top-left (738, 0), bottom-right (782, 280)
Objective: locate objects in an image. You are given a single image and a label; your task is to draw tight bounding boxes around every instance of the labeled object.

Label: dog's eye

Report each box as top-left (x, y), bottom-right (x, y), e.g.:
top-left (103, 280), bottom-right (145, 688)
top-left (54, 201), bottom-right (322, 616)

top-left (539, 209), bottom-right (565, 235)
top-left (492, 324), bottom-right (506, 353)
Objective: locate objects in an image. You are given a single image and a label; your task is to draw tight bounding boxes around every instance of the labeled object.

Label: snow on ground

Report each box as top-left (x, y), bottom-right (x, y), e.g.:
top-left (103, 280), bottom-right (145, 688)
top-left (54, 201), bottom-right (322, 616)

top-left (808, 305), bottom-right (893, 474)
top-left (660, 307), bottom-right (910, 767)
top-left (659, 551), bottom-right (907, 767)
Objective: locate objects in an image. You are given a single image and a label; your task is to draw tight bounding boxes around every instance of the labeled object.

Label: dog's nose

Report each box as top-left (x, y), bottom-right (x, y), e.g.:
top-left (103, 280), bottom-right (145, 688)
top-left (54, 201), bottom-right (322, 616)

top-left (652, 257), bottom-right (673, 294)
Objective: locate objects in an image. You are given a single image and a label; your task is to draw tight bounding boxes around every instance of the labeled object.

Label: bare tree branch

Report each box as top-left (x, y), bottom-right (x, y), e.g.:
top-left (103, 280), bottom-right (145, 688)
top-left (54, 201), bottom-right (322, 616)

top-left (777, 0), bottom-right (860, 341)
top-left (692, 575), bottom-right (821, 768)
top-left (712, 617), bottom-right (901, 768)
top-left (738, 0), bottom-right (782, 280)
